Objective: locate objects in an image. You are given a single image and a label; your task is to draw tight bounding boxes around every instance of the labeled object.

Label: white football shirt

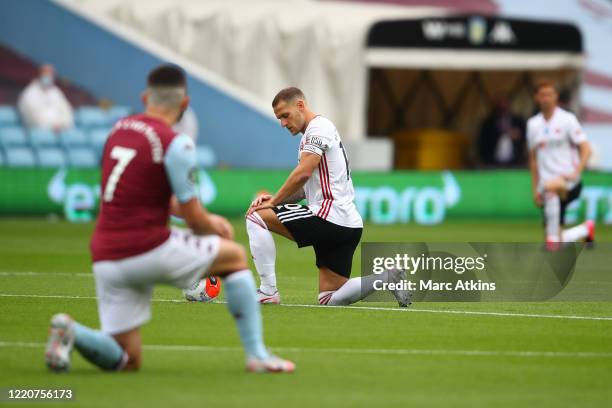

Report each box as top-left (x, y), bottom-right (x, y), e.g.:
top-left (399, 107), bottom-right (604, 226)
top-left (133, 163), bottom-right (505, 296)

top-left (527, 107), bottom-right (587, 189)
top-left (299, 116), bottom-right (363, 228)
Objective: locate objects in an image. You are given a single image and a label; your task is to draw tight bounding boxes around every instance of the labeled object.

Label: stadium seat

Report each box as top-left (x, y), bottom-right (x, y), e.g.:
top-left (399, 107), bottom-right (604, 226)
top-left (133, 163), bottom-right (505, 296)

top-left (60, 128), bottom-right (88, 147)
top-left (196, 145), bottom-right (217, 168)
top-left (107, 105), bottom-right (132, 123)
top-left (0, 126), bottom-right (28, 148)
top-left (4, 146), bottom-right (36, 167)
top-left (29, 128), bottom-right (58, 148)
top-left (0, 149), bottom-right (4, 166)
top-left (36, 147), bottom-right (67, 168)
top-left (0, 105), bottom-right (19, 126)
top-left (76, 106), bottom-right (110, 128)
top-left (66, 146), bottom-right (98, 168)
top-left (89, 128), bottom-right (110, 154)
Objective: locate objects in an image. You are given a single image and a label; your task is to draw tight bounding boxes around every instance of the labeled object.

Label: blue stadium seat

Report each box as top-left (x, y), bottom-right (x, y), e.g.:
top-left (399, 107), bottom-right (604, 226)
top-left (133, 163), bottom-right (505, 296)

top-left (60, 128), bottom-right (87, 147)
top-left (66, 146), bottom-right (98, 168)
top-left (29, 128), bottom-right (58, 148)
top-left (0, 149), bottom-right (4, 166)
top-left (0, 127), bottom-right (28, 148)
top-left (76, 106), bottom-right (110, 129)
top-left (36, 147), bottom-right (66, 168)
top-left (107, 105), bottom-right (132, 123)
top-left (196, 145), bottom-right (217, 168)
top-left (89, 128), bottom-right (110, 154)
top-left (4, 147), bottom-right (36, 167)
top-left (0, 106), bottom-right (19, 126)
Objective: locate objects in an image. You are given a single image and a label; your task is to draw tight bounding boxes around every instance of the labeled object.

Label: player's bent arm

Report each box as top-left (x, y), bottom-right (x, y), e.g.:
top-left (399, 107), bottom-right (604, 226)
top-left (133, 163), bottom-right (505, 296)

top-left (281, 188), bottom-right (306, 204)
top-left (572, 141), bottom-right (591, 179)
top-left (164, 134), bottom-right (233, 239)
top-left (170, 196), bottom-right (182, 217)
top-left (177, 198), bottom-right (219, 234)
top-left (270, 153), bottom-right (320, 206)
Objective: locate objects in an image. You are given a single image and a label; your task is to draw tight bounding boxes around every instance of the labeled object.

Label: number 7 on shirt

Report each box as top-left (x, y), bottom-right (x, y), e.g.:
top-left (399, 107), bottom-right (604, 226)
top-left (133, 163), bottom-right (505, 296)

top-left (103, 146), bottom-right (137, 202)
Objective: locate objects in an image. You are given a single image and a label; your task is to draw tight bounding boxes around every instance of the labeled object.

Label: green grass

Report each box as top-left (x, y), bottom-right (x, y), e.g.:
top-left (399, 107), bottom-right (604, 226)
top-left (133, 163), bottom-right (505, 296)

top-left (0, 218), bottom-right (611, 407)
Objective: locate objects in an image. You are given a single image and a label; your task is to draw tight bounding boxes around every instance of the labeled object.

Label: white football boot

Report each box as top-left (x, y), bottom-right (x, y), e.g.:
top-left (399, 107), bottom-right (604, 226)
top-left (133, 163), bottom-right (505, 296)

top-left (388, 268), bottom-right (412, 308)
top-left (246, 354), bottom-right (296, 373)
top-left (256, 289), bottom-right (281, 304)
top-left (45, 313), bottom-right (75, 372)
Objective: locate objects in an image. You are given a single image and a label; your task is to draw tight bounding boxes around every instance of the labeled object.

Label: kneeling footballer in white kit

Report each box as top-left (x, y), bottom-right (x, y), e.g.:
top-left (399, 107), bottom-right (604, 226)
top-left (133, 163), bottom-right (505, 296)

top-left (246, 87), bottom-right (410, 307)
top-left (527, 80), bottom-right (595, 249)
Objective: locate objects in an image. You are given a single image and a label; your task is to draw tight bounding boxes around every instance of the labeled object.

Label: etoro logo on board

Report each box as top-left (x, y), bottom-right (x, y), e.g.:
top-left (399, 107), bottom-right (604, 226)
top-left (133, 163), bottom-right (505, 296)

top-left (353, 172), bottom-right (461, 225)
top-left (47, 169), bottom-right (216, 222)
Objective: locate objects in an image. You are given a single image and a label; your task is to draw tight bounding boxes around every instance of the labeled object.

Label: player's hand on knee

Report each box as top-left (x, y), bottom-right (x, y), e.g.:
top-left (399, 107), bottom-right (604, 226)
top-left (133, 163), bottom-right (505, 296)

top-left (249, 194), bottom-right (272, 210)
top-left (247, 195), bottom-right (273, 216)
top-left (209, 214), bottom-right (234, 240)
top-left (533, 190), bottom-right (543, 207)
top-left (563, 170), bottom-right (580, 182)
top-left (247, 203), bottom-right (274, 216)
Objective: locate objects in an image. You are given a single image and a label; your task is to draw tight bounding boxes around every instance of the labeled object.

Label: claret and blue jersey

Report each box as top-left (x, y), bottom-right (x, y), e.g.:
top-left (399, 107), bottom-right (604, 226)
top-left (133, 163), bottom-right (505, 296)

top-left (90, 114), bottom-right (197, 262)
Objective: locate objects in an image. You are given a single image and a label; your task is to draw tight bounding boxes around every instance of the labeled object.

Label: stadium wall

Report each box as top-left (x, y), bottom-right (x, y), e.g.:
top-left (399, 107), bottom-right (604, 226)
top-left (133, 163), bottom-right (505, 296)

top-left (1, 168), bottom-right (610, 225)
top-left (0, 0), bottom-right (297, 168)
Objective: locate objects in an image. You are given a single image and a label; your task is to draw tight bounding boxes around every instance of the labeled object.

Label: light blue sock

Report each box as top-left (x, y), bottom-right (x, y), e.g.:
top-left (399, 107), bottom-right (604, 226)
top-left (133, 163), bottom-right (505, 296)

top-left (223, 270), bottom-right (269, 359)
top-left (73, 322), bottom-right (125, 370)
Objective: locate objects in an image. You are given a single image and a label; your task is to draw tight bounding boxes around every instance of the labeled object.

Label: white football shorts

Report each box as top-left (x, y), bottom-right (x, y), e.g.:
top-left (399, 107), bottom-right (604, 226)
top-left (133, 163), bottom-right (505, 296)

top-left (93, 227), bottom-right (220, 335)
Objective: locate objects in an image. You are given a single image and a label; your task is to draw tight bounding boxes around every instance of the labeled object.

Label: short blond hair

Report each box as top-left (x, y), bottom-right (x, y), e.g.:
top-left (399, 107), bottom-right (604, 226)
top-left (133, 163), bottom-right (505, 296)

top-left (272, 87), bottom-right (306, 107)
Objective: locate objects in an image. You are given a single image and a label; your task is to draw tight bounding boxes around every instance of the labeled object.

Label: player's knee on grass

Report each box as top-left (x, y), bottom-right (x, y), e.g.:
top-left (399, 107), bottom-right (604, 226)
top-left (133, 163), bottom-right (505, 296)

top-left (112, 329), bottom-right (142, 371)
top-left (318, 267), bottom-right (348, 293)
top-left (209, 240), bottom-right (249, 278)
top-left (124, 354), bottom-right (141, 371)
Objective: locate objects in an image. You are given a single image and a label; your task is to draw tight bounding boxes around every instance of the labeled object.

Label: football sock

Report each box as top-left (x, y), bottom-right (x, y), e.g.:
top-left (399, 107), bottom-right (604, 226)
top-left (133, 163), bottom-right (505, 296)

top-left (544, 192), bottom-right (561, 242)
top-left (224, 270), bottom-right (270, 360)
top-left (246, 213), bottom-right (277, 295)
top-left (562, 223), bottom-right (589, 242)
top-left (73, 322), bottom-right (126, 370)
top-left (324, 270), bottom-right (391, 306)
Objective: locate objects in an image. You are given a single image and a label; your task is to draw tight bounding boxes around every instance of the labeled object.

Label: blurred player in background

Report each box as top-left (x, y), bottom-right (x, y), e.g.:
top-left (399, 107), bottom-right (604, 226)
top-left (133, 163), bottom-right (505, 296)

top-left (527, 79), bottom-right (595, 248)
top-left (45, 65), bottom-right (294, 373)
top-left (246, 87), bottom-right (410, 307)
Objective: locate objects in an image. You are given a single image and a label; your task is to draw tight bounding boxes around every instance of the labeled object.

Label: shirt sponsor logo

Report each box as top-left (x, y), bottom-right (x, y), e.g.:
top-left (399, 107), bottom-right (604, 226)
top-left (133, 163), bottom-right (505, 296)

top-left (308, 136), bottom-right (324, 147)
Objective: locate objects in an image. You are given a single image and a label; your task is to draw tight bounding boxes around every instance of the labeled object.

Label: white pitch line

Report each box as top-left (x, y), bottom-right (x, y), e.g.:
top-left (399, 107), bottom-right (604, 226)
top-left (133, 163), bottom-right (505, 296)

top-left (277, 302), bottom-right (612, 321)
top-left (0, 293), bottom-right (183, 303)
top-left (1, 341), bottom-right (610, 359)
top-left (0, 271), bottom-right (92, 277)
top-left (1, 292), bottom-right (612, 322)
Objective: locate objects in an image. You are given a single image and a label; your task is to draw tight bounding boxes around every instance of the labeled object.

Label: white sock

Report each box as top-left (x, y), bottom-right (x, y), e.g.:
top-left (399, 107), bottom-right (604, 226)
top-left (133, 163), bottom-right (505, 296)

top-left (246, 212), bottom-right (277, 294)
top-left (562, 223), bottom-right (589, 242)
top-left (544, 192), bottom-right (561, 242)
top-left (322, 270), bottom-right (391, 306)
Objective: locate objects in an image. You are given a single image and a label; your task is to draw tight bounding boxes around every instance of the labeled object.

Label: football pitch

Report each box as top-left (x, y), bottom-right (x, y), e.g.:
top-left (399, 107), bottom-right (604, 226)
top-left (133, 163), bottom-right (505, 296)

top-left (0, 218), bottom-right (611, 407)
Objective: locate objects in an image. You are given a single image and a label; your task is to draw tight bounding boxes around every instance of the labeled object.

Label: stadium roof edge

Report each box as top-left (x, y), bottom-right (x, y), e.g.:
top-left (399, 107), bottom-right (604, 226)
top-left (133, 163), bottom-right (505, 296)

top-left (52, 0), bottom-right (276, 120)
